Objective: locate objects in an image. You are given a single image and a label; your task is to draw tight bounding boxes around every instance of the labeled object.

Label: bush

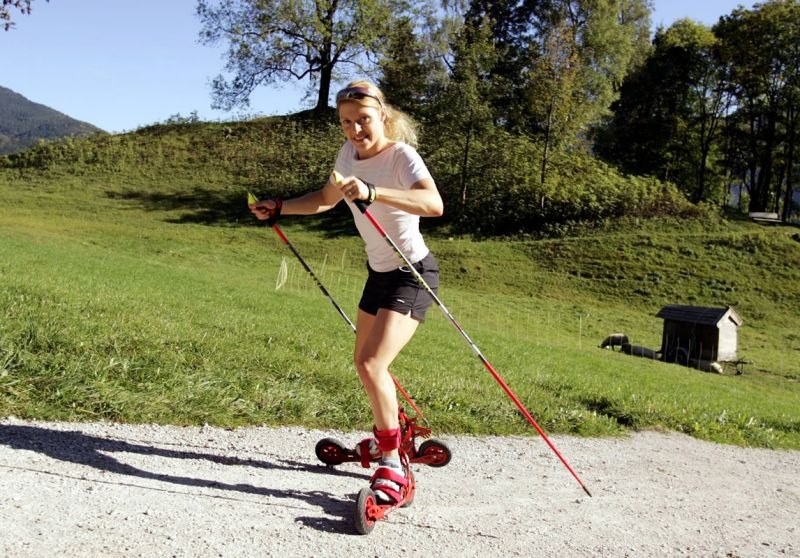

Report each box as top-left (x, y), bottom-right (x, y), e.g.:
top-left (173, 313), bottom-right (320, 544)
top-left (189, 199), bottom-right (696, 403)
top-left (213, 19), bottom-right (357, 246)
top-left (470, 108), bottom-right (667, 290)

top-left (421, 126), bottom-right (696, 235)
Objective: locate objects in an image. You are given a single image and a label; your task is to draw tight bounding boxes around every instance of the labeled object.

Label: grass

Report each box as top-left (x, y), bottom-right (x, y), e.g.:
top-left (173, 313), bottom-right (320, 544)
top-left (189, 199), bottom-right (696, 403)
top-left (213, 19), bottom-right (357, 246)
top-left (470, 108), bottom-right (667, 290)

top-left (1, 129), bottom-right (799, 450)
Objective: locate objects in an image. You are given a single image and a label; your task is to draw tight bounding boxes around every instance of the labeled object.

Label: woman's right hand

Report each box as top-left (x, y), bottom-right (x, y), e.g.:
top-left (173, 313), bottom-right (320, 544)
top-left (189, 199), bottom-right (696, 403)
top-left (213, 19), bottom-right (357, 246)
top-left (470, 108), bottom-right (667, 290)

top-left (250, 198), bottom-right (282, 223)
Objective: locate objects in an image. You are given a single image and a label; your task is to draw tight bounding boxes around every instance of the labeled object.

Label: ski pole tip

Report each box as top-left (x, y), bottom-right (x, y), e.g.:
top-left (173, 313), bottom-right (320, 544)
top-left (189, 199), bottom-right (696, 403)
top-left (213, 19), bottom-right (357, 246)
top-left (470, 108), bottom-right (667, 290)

top-left (582, 486), bottom-right (592, 498)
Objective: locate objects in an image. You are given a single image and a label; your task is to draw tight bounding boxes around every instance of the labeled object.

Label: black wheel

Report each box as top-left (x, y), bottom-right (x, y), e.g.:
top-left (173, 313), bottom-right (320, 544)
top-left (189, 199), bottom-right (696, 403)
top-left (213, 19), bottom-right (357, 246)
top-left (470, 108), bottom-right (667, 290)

top-left (417, 439), bottom-right (452, 468)
top-left (354, 487), bottom-right (377, 535)
top-left (315, 438), bottom-right (348, 466)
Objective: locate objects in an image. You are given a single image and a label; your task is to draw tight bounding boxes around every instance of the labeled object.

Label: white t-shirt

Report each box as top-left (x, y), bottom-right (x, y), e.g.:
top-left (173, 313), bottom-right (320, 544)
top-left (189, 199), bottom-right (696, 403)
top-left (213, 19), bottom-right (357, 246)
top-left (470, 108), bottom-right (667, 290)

top-left (334, 141), bottom-right (433, 272)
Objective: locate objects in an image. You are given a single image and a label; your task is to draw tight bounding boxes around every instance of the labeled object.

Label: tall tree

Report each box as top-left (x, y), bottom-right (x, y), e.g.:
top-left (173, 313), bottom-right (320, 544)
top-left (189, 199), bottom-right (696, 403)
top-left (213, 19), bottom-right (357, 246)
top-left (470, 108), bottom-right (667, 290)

top-left (780, 51), bottom-right (799, 219)
top-left (426, 15), bottom-right (498, 213)
top-left (197, 0), bottom-right (405, 114)
top-left (715, 0), bottom-right (800, 214)
top-left (525, 0), bottom-right (650, 148)
top-left (377, 13), bottom-right (447, 119)
top-left (597, 19), bottom-right (735, 204)
top-left (528, 19), bottom-right (581, 184)
top-left (463, 0), bottom-right (537, 132)
top-left (462, 0), bottom-right (651, 142)
top-left (773, 0), bottom-right (800, 221)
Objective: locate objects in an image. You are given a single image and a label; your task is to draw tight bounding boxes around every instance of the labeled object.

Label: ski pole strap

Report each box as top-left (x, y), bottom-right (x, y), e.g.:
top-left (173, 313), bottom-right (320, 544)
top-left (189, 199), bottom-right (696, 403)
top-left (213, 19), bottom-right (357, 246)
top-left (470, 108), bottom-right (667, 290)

top-left (266, 197), bottom-right (282, 226)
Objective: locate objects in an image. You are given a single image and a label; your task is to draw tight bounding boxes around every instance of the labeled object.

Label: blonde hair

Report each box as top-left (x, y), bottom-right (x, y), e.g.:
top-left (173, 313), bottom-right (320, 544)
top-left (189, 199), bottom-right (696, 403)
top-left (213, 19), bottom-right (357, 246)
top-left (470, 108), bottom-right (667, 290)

top-left (336, 80), bottom-right (419, 148)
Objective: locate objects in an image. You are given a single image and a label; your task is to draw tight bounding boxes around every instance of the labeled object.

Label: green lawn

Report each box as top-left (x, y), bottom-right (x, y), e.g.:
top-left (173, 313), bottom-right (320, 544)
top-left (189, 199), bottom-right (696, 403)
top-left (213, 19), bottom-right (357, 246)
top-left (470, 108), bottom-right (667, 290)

top-left (1, 166), bottom-right (798, 448)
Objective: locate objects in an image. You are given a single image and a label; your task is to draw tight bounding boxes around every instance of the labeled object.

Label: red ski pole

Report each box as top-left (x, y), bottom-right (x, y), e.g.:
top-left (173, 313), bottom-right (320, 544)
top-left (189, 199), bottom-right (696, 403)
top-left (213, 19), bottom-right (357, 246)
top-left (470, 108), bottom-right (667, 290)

top-left (351, 196), bottom-right (591, 497)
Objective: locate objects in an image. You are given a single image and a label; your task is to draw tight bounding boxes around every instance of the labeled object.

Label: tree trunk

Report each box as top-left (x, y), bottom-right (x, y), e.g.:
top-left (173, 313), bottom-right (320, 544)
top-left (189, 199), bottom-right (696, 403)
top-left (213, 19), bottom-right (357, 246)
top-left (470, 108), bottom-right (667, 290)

top-left (696, 117), bottom-right (709, 202)
top-left (460, 121), bottom-right (472, 208)
top-left (696, 91), bottom-right (724, 203)
top-left (773, 163), bottom-right (785, 214)
top-left (541, 103), bottom-right (553, 185)
top-left (316, 65), bottom-right (333, 113)
top-left (782, 105), bottom-right (797, 221)
top-left (746, 107), bottom-right (761, 213)
top-left (756, 111), bottom-right (777, 211)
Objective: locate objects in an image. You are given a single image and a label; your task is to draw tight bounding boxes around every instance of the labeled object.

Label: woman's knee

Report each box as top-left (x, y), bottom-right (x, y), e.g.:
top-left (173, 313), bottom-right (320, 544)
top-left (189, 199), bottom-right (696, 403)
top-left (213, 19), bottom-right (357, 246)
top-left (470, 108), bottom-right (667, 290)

top-left (354, 353), bottom-right (384, 384)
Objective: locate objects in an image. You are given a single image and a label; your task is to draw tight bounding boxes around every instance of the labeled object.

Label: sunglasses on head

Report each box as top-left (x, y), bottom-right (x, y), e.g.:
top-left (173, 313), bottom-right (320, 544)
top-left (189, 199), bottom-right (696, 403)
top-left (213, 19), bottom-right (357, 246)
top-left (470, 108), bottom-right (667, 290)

top-left (336, 86), bottom-right (384, 109)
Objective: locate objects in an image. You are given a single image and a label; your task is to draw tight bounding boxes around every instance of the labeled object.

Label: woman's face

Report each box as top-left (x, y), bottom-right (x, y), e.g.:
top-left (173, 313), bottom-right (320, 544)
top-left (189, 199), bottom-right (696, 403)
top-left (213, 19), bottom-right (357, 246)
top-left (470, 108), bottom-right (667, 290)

top-left (338, 101), bottom-right (387, 159)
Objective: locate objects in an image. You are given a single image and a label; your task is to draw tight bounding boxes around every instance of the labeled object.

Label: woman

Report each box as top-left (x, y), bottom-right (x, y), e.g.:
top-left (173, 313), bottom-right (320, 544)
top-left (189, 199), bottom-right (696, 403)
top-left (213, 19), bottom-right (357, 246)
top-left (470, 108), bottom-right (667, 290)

top-left (250, 80), bottom-right (443, 503)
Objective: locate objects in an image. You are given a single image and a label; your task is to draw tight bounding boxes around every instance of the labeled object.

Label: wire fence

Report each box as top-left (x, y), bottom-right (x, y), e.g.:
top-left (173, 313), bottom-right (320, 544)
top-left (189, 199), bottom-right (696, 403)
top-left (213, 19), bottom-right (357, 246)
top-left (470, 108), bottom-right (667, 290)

top-left (270, 250), bottom-right (661, 355)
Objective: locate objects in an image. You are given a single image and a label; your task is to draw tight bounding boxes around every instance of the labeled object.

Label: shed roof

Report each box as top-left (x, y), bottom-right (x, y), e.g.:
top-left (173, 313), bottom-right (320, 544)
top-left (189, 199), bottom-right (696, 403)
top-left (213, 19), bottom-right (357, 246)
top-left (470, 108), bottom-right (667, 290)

top-left (656, 305), bottom-right (743, 327)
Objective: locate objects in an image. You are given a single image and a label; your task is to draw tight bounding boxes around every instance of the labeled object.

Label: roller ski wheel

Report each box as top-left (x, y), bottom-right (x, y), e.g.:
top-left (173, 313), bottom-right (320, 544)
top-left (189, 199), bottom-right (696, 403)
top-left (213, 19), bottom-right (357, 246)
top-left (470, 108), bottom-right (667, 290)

top-left (414, 438), bottom-right (452, 468)
top-left (353, 467), bottom-right (416, 535)
top-left (314, 437), bottom-right (354, 466)
top-left (354, 487), bottom-right (378, 535)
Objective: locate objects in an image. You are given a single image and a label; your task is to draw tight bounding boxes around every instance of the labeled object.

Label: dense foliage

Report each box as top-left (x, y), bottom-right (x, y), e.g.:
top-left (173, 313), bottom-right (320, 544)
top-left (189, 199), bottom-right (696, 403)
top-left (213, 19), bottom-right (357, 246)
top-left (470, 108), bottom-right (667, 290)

top-left (595, 1), bottom-right (800, 218)
top-left (196, 0), bottom-right (798, 221)
top-left (4, 1), bottom-right (798, 232)
top-left (0, 114), bottom-right (696, 235)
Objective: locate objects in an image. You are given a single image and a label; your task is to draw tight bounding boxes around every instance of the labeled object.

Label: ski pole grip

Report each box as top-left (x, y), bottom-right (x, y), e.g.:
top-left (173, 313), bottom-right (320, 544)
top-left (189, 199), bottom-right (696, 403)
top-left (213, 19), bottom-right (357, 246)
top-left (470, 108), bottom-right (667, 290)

top-left (354, 199), bottom-right (369, 214)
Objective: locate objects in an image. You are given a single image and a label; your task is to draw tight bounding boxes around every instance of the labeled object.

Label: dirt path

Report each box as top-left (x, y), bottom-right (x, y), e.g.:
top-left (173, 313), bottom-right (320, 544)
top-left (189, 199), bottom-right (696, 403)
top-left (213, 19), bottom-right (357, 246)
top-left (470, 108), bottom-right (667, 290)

top-left (1, 417), bottom-right (797, 557)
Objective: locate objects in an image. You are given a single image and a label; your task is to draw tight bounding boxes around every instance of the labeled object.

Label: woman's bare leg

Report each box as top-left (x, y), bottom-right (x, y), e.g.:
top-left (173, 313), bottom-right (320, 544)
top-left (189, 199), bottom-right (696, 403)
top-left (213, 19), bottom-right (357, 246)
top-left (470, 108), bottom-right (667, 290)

top-left (354, 307), bottom-right (419, 458)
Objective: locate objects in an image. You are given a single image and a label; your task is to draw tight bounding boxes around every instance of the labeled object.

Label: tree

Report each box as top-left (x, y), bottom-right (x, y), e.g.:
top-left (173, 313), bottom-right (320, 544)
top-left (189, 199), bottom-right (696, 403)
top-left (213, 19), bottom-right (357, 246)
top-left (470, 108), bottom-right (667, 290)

top-left (460, 0), bottom-right (651, 144)
top-left (197, 0), bottom-right (408, 114)
top-left (772, 1), bottom-right (800, 221)
top-left (533, 0), bottom-right (649, 145)
top-left (528, 19), bottom-right (581, 185)
top-left (425, 15), bottom-right (498, 216)
top-left (2, 0), bottom-right (47, 31)
top-left (715, 0), bottom-right (800, 215)
top-left (377, 13), bottom-right (447, 119)
top-left (780, 44), bottom-right (799, 220)
top-left (463, 0), bottom-right (538, 132)
top-left (596, 19), bottom-right (729, 203)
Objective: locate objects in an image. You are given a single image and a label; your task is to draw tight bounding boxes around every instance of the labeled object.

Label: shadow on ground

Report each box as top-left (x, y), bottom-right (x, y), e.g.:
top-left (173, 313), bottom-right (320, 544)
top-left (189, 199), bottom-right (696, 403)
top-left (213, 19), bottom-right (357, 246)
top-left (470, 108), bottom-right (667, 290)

top-left (107, 187), bottom-right (358, 238)
top-left (0, 424), bottom-right (369, 534)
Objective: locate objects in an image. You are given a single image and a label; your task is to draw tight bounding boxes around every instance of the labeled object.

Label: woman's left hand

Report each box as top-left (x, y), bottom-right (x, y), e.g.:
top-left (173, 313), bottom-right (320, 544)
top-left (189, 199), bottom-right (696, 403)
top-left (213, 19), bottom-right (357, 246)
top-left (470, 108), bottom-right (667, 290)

top-left (336, 175), bottom-right (367, 203)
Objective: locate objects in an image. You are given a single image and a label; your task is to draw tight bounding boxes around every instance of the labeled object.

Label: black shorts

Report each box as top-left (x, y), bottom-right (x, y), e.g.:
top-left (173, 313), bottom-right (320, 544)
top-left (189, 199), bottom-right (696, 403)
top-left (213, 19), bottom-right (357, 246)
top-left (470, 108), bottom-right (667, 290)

top-left (358, 252), bottom-right (439, 322)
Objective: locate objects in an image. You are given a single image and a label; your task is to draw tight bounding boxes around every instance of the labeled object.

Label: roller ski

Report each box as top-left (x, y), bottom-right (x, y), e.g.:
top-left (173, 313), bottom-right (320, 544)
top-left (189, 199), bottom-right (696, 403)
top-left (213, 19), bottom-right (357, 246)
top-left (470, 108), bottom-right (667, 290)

top-left (315, 406), bottom-right (451, 469)
top-left (354, 450), bottom-right (415, 535)
top-left (339, 427), bottom-right (414, 534)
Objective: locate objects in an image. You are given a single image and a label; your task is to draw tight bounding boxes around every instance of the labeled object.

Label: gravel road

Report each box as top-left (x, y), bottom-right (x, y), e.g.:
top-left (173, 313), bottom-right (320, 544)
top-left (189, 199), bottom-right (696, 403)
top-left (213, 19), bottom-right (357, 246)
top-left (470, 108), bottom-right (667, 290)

top-left (1, 416), bottom-right (797, 557)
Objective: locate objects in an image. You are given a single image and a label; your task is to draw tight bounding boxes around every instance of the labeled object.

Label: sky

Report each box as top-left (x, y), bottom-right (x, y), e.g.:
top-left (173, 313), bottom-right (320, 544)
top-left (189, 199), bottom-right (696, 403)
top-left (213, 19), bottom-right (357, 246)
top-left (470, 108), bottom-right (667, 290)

top-left (2, 0), bottom-right (759, 134)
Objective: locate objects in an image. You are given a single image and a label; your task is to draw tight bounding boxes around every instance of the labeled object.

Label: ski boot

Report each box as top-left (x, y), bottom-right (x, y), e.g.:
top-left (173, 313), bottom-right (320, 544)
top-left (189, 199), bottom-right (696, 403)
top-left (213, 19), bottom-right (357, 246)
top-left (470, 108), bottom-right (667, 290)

top-left (353, 428), bottom-right (415, 535)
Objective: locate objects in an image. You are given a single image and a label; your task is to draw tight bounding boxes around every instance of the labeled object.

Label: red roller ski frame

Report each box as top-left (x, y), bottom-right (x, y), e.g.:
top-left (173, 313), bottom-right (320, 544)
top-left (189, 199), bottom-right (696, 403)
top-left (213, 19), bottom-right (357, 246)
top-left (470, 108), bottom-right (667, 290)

top-left (315, 406), bottom-right (451, 469)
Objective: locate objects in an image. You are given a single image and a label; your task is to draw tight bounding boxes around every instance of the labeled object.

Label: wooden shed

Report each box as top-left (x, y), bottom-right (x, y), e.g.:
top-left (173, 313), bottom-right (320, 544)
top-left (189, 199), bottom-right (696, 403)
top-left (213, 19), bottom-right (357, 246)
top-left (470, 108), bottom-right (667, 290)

top-left (656, 305), bottom-right (743, 364)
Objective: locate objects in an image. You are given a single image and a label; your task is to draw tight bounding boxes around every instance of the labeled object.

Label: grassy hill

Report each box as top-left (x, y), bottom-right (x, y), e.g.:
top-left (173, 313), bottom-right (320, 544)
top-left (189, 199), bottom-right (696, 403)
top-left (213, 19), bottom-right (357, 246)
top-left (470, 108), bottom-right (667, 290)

top-left (1, 118), bottom-right (798, 449)
top-left (0, 85), bottom-right (105, 156)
